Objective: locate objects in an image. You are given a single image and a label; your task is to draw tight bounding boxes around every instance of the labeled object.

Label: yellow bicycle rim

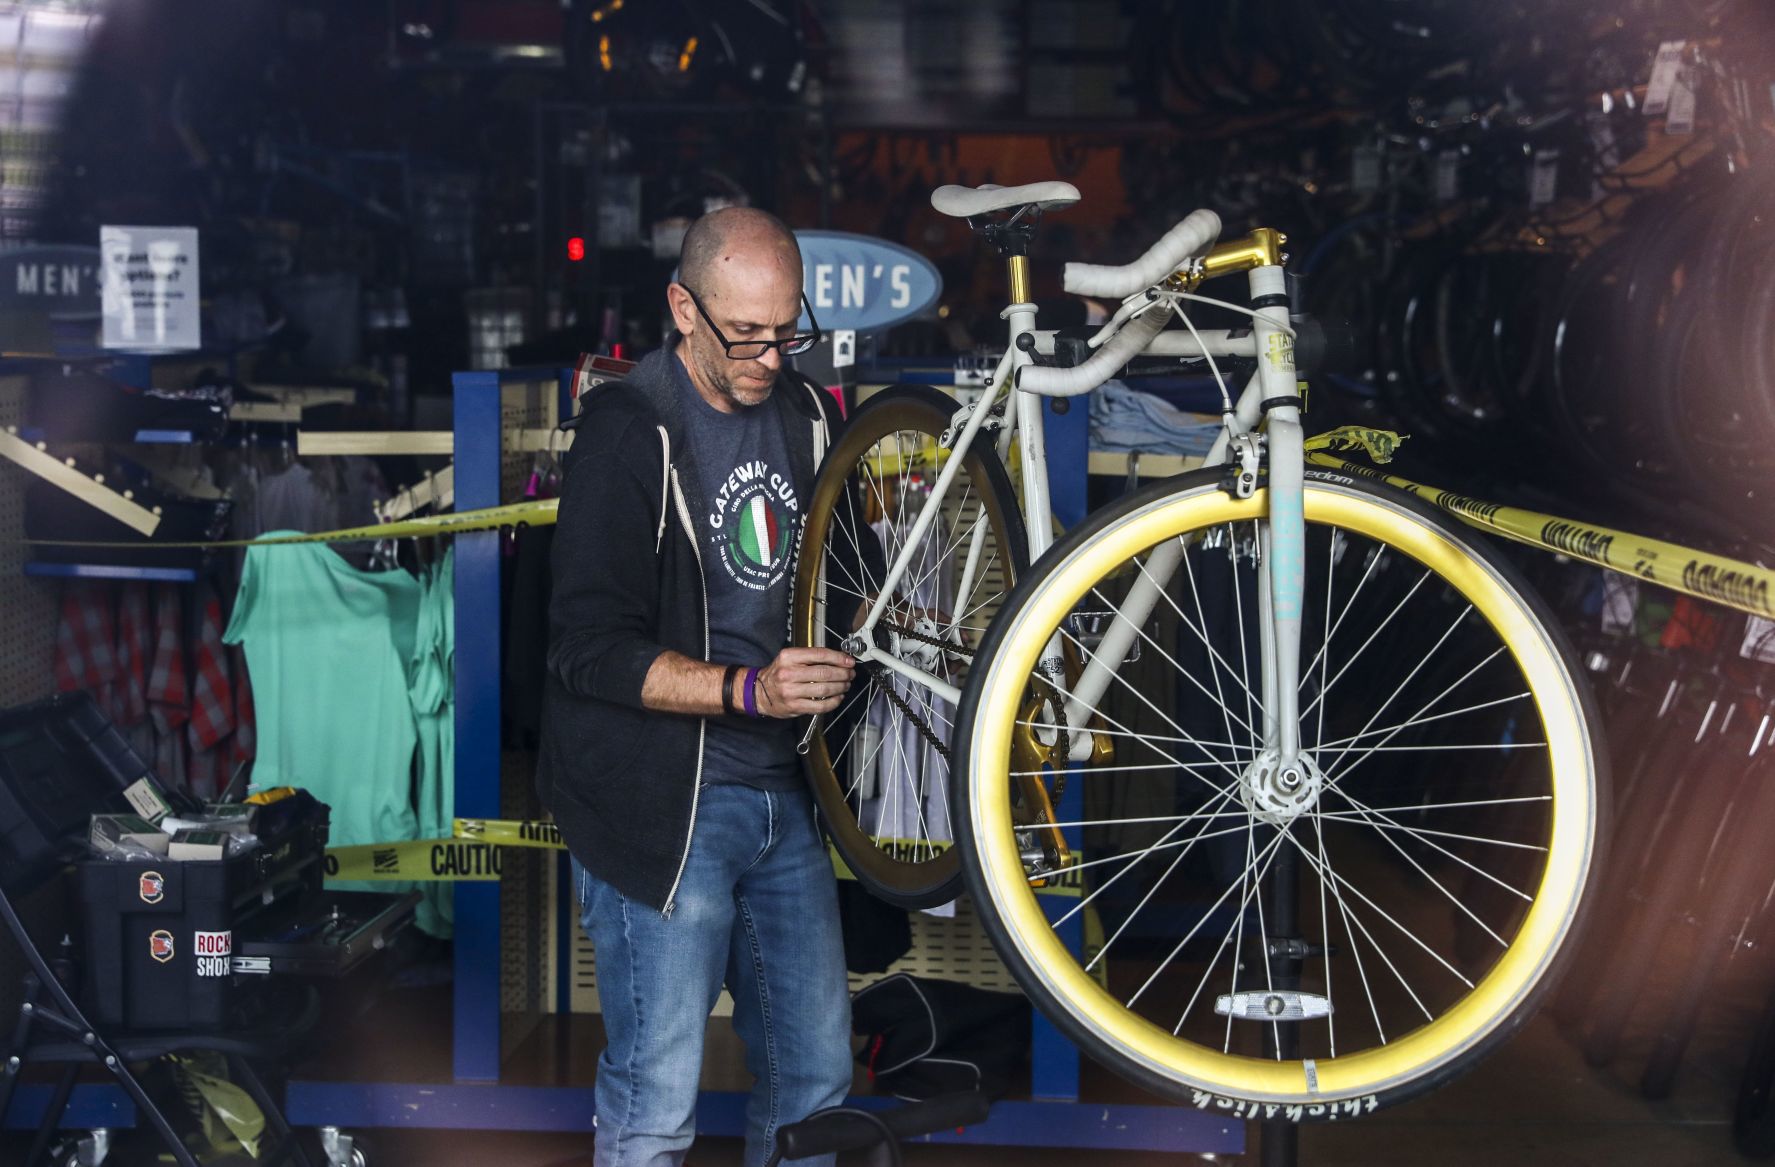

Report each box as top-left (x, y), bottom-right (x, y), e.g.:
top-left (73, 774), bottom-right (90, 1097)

top-left (967, 480), bottom-right (1596, 1103)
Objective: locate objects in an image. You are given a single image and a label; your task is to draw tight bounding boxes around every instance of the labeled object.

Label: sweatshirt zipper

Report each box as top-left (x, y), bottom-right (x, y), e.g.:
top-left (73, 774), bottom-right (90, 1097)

top-left (662, 461), bottom-right (708, 918)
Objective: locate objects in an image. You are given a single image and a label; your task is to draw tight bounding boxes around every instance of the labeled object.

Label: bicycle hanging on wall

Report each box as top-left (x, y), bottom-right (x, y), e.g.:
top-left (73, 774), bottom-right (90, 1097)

top-left (791, 179), bottom-right (1606, 1116)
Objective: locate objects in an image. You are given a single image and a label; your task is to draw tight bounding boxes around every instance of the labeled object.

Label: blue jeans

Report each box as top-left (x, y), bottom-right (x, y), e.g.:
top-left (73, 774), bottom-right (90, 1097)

top-left (574, 783), bottom-right (853, 1167)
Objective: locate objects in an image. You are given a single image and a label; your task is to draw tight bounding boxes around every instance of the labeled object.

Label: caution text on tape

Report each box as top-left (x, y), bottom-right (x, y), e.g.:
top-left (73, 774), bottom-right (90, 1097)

top-left (1305, 429), bottom-right (1775, 620)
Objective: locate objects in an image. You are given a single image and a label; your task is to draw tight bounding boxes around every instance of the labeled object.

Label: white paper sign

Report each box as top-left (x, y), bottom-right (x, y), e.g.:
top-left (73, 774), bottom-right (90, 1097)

top-left (1643, 40), bottom-right (1686, 116)
top-left (101, 225), bottom-right (201, 351)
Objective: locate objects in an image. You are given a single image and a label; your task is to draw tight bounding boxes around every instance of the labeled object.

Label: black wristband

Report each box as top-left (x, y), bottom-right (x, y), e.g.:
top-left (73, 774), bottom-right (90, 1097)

top-left (721, 664), bottom-right (741, 716)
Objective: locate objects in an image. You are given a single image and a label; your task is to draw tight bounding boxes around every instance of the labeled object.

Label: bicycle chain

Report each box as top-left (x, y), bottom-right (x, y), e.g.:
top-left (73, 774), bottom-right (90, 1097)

top-left (866, 663), bottom-right (953, 765)
top-left (855, 622), bottom-right (971, 766)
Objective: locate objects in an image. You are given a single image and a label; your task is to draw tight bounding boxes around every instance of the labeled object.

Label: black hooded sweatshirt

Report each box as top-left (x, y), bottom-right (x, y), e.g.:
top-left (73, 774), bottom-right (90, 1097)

top-left (538, 340), bottom-right (871, 914)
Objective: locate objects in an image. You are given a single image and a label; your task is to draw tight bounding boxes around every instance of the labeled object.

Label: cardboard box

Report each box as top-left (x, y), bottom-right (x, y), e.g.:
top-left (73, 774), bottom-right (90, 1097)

top-left (167, 829), bottom-right (228, 862)
top-left (89, 813), bottom-right (170, 856)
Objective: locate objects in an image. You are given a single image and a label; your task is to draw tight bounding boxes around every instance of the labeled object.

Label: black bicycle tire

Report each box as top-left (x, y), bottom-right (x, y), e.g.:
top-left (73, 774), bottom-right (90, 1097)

top-left (954, 466), bottom-right (1609, 1115)
top-left (793, 383), bottom-right (1027, 909)
top-left (1737, 991), bottom-right (1775, 1157)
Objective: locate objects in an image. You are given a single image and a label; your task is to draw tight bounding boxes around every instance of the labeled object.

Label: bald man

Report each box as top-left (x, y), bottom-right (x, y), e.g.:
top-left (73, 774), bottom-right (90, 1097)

top-left (540, 207), bottom-right (873, 1167)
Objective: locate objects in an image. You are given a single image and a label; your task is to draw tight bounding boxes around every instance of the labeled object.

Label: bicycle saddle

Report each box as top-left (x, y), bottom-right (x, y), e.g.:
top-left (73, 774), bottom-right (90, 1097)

top-left (931, 181), bottom-right (1081, 219)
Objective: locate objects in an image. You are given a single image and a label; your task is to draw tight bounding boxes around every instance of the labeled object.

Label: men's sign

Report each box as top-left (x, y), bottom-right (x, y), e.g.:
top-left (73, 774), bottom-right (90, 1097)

top-left (0, 245), bottom-right (102, 314)
top-left (794, 230), bottom-right (942, 333)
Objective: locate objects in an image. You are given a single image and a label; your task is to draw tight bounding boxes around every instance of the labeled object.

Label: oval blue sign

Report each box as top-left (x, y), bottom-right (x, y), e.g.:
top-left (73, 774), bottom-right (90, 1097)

top-left (794, 230), bottom-right (941, 334)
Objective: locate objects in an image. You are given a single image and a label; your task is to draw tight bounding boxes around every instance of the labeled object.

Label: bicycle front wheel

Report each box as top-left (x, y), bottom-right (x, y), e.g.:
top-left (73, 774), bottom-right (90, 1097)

top-left (956, 468), bottom-right (1604, 1115)
top-left (794, 384), bottom-right (1027, 908)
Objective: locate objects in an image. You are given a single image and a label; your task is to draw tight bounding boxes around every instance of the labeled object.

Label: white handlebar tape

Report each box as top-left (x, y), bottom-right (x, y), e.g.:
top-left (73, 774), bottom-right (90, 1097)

top-left (1062, 209), bottom-right (1223, 298)
top-left (1017, 305), bottom-right (1172, 398)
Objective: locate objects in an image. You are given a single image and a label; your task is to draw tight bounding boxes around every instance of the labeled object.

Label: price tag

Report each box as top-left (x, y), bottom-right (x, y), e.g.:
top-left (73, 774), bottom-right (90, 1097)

top-left (1586, 110), bottom-right (1619, 199)
top-left (1434, 150), bottom-right (1460, 202)
top-left (1643, 40), bottom-right (1686, 116)
top-left (1528, 149), bottom-right (1560, 208)
top-left (1664, 64), bottom-right (1697, 134)
top-left (1742, 615), bottom-right (1775, 663)
top-left (1601, 574), bottom-right (1639, 634)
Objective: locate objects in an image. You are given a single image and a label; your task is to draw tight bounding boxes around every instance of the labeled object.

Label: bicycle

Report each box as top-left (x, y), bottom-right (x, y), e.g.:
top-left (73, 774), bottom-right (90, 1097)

top-left (791, 179), bottom-right (1606, 1114)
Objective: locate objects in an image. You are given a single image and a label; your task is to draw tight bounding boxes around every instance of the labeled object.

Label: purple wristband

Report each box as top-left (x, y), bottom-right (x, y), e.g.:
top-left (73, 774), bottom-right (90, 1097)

top-left (742, 667), bottom-right (761, 718)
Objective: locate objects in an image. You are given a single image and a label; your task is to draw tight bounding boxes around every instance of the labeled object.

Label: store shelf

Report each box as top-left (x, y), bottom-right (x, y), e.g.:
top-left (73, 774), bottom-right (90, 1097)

top-left (16, 426), bottom-right (200, 445)
top-left (24, 562), bottom-right (197, 582)
top-left (285, 1007), bottom-right (1244, 1153)
top-left (1087, 450), bottom-right (1205, 479)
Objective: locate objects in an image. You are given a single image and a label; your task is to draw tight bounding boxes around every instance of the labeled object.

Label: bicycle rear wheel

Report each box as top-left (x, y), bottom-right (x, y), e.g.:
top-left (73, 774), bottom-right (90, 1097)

top-left (793, 384), bottom-right (1026, 908)
top-left (955, 467), bottom-right (1604, 1114)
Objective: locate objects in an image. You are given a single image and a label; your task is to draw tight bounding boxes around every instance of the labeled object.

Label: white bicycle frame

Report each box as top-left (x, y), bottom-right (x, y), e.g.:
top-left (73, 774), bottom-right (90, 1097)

top-left (845, 217), bottom-right (1310, 774)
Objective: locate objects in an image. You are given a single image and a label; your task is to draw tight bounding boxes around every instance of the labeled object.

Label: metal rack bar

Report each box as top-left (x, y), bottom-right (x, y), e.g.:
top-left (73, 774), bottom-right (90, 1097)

top-left (452, 370), bottom-right (504, 1083)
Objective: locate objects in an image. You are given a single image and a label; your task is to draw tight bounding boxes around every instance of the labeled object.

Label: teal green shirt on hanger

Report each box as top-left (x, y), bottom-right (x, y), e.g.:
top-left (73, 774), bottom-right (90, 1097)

top-left (224, 534), bottom-right (424, 877)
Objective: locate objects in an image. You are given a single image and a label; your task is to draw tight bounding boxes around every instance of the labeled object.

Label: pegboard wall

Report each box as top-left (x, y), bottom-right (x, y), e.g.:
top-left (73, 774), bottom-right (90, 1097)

top-left (565, 887), bottom-right (1021, 1017)
top-left (495, 374), bottom-right (564, 1020)
top-left (0, 372), bottom-right (58, 705)
top-left (500, 377), bottom-right (560, 503)
top-left (500, 748), bottom-right (556, 1017)
top-left (0, 370), bottom-right (62, 1040)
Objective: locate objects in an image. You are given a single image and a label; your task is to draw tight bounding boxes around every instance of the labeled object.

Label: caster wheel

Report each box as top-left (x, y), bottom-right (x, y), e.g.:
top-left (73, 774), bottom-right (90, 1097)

top-left (316, 1126), bottom-right (369, 1167)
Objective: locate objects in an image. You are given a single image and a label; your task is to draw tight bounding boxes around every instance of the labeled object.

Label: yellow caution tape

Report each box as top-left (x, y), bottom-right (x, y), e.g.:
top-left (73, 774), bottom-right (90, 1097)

top-left (324, 838), bottom-right (506, 882)
top-left (453, 816), bottom-right (565, 849)
top-left (16, 498), bottom-right (557, 550)
top-left (1304, 424), bottom-right (1406, 464)
top-left (331, 819), bottom-right (1088, 896)
top-left (1305, 437), bottom-right (1775, 619)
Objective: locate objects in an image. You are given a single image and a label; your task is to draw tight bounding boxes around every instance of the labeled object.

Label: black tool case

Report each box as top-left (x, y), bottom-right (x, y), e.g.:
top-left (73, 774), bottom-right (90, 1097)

top-left (0, 692), bottom-right (418, 1030)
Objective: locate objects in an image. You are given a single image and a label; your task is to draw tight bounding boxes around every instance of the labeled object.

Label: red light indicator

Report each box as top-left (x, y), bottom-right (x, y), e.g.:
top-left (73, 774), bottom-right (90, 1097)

top-left (567, 237), bottom-right (586, 262)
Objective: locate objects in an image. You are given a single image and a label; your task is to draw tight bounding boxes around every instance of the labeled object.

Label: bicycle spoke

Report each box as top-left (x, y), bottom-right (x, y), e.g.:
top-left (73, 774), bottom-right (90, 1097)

top-left (1227, 522), bottom-right (1260, 765)
top-left (1091, 579), bottom-right (1265, 745)
top-left (1174, 541), bottom-right (1266, 749)
top-left (1324, 785), bottom-right (1534, 902)
top-left (1064, 598), bottom-right (1262, 767)
top-left (1322, 602), bottom-right (1475, 775)
top-left (1059, 780), bottom-right (1244, 936)
top-left (1313, 690), bottom-right (1534, 752)
top-left (1322, 650), bottom-right (1516, 788)
top-left (1291, 835), bottom-right (1444, 1021)
top-left (1171, 822), bottom-right (1295, 1036)
top-left (1299, 541), bottom-right (1386, 693)
top-left (1312, 814), bottom-right (1548, 853)
top-left (1300, 564), bottom-right (1431, 726)
top-left (1125, 821), bottom-right (1291, 1010)
top-left (1314, 803), bottom-right (1510, 949)
top-left (1314, 813), bottom-right (1337, 1057)
top-left (1058, 627), bottom-right (1247, 787)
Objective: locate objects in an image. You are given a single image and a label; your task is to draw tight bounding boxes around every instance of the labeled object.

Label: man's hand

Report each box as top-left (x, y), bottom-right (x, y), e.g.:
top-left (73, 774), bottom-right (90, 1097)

top-left (757, 647), bottom-right (856, 718)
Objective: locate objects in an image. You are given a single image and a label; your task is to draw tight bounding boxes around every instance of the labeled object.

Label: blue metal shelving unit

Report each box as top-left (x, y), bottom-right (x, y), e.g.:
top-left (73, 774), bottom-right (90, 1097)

top-left (23, 563), bottom-right (197, 582)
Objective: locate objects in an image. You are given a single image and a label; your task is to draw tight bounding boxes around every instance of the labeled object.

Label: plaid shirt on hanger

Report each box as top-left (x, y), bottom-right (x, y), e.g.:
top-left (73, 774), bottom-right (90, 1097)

top-left (54, 582), bottom-right (119, 710)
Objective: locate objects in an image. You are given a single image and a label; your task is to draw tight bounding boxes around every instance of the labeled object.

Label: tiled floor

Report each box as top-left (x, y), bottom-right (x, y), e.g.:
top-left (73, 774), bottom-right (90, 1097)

top-left (5, 991), bottom-right (1759, 1166)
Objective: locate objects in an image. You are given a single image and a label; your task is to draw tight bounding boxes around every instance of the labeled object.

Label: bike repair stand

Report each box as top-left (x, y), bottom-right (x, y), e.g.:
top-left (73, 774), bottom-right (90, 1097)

top-left (1262, 840), bottom-right (1302, 1167)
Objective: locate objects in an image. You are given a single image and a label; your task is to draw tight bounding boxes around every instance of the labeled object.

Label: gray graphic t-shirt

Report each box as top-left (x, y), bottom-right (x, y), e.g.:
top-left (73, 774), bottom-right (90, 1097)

top-left (674, 355), bottom-right (802, 790)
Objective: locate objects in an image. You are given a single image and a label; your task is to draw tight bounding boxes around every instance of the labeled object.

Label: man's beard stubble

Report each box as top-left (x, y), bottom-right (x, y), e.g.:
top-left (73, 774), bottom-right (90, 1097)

top-left (691, 339), bottom-right (775, 409)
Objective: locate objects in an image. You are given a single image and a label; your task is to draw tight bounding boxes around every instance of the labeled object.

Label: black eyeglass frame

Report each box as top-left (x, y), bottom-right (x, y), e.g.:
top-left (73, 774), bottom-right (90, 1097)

top-left (678, 284), bottom-right (823, 360)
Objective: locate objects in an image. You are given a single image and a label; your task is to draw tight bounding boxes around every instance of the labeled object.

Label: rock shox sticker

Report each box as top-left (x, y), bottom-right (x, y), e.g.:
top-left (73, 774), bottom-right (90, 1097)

top-left (194, 930), bottom-right (232, 978)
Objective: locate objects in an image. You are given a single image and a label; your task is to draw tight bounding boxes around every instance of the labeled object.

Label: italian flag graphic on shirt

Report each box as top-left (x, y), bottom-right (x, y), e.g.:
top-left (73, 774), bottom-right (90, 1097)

top-left (736, 494), bottom-right (779, 569)
top-left (712, 461), bottom-right (799, 591)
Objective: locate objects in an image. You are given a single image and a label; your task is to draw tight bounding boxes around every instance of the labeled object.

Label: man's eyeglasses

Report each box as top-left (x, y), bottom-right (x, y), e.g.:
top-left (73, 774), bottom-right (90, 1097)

top-left (679, 285), bottom-right (823, 360)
